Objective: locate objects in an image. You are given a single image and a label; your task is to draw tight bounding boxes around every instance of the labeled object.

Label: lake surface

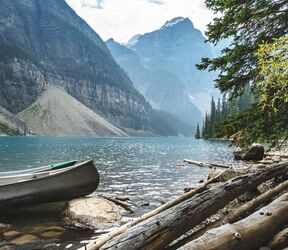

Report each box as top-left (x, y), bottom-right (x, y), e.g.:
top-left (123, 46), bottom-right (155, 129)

top-left (0, 137), bottom-right (236, 209)
top-left (0, 137), bottom-right (238, 248)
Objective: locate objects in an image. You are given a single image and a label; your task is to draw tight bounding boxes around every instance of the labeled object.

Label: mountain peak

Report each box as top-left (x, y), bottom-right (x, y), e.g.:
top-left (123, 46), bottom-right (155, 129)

top-left (161, 17), bottom-right (193, 29)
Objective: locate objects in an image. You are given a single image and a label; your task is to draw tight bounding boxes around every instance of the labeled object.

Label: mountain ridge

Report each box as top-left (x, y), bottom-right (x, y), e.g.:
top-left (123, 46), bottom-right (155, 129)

top-left (0, 0), bottom-right (191, 136)
top-left (106, 17), bottom-right (217, 126)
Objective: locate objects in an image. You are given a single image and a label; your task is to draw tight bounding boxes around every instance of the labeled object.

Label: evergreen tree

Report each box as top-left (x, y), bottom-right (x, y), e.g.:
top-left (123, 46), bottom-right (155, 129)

top-left (204, 112), bottom-right (210, 139)
top-left (209, 97), bottom-right (216, 137)
top-left (195, 122), bottom-right (201, 139)
top-left (201, 118), bottom-right (205, 138)
top-left (198, 0), bottom-right (288, 146)
top-left (216, 97), bottom-right (221, 124)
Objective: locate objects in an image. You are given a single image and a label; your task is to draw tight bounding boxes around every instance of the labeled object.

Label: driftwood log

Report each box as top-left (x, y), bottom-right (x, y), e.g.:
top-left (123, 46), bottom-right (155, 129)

top-left (179, 192), bottom-right (288, 250)
top-left (84, 161), bottom-right (288, 250)
top-left (170, 179), bottom-right (288, 249)
top-left (265, 153), bottom-right (288, 159)
top-left (81, 170), bottom-right (226, 250)
top-left (183, 159), bottom-right (231, 169)
top-left (100, 195), bottom-right (134, 213)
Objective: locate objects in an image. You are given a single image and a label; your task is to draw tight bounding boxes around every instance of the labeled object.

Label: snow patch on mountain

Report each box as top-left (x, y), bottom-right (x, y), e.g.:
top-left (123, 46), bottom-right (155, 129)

top-left (161, 17), bottom-right (188, 29)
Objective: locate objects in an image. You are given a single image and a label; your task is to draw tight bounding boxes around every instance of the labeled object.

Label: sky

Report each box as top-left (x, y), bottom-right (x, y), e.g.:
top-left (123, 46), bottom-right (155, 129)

top-left (65, 0), bottom-right (215, 43)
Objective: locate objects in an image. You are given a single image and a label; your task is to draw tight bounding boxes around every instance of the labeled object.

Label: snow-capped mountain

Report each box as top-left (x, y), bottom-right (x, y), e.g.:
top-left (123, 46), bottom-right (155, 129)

top-left (107, 17), bottom-right (221, 126)
top-left (161, 17), bottom-right (189, 29)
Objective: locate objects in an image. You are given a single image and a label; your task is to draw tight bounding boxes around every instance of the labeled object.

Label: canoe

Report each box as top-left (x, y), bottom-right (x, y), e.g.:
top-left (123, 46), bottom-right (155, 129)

top-left (0, 160), bottom-right (100, 210)
top-left (0, 160), bottom-right (77, 177)
top-left (0, 160), bottom-right (79, 186)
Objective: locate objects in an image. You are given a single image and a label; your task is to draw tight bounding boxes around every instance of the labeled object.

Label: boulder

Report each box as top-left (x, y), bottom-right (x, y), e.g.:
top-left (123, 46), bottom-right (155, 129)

top-left (64, 197), bottom-right (121, 230)
top-left (234, 144), bottom-right (264, 161)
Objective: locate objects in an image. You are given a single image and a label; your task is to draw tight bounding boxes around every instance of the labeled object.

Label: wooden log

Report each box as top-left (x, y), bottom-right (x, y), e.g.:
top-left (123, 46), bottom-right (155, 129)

top-left (267, 227), bottom-right (288, 249)
top-left (170, 179), bottom-right (288, 249)
top-left (265, 153), bottom-right (288, 159)
top-left (85, 161), bottom-right (288, 250)
top-left (178, 192), bottom-right (288, 250)
top-left (80, 170), bottom-right (227, 250)
top-left (100, 195), bottom-right (134, 213)
top-left (183, 159), bottom-right (231, 169)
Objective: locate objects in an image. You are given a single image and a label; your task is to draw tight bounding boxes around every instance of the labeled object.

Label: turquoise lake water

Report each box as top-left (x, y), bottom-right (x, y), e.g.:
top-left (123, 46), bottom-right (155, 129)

top-left (0, 137), bottom-right (236, 208)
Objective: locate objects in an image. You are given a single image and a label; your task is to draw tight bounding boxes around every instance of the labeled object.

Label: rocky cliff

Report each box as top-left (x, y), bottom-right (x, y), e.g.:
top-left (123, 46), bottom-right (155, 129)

top-left (0, 0), bottom-right (167, 135)
top-left (107, 17), bottom-right (219, 119)
top-left (0, 105), bottom-right (27, 135)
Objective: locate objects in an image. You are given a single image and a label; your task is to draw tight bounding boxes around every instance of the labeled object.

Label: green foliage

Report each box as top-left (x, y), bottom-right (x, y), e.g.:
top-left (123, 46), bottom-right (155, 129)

top-left (199, 0), bottom-right (288, 146)
top-left (256, 36), bottom-right (288, 113)
top-left (0, 123), bottom-right (21, 136)
top-left (203, 90), bottom-right (254, 139)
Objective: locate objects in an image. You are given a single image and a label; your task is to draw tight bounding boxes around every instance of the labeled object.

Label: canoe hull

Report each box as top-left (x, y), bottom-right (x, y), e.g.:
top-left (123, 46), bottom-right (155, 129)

top-left (0, 160), bottom-right (99, 210)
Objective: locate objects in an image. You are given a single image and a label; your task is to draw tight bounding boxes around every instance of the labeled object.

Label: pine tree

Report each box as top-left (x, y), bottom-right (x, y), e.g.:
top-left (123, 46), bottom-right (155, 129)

top-left (204, 112), bottom-right (210, 139)
top-left (209, 97), bottom-right (216, 138)
top-left (195, 122), bottom-right (201, 139)
top-left (198, 0), bottom-right (288, 146)
top-left (201, 118), bottom-right (205, 138)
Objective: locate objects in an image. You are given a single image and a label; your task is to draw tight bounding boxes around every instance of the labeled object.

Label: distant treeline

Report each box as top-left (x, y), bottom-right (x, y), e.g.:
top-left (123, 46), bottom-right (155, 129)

top-left (195, 88), bottom-right (254, 139)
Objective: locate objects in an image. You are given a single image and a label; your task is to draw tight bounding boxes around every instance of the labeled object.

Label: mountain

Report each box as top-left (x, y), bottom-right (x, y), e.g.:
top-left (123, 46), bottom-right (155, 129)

top-left (0, 0), bottom-right (188, 136)
top-left (0, 105), bottom-right (27, 135)
top-left (107, 17), bottom-right (218, 121)
top-left (18, 86), bottom-right (128, 136)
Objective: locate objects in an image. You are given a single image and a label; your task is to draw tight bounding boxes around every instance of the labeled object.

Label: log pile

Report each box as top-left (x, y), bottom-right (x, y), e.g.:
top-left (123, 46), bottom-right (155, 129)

top-left (79, 159), bottom-right (288, 250)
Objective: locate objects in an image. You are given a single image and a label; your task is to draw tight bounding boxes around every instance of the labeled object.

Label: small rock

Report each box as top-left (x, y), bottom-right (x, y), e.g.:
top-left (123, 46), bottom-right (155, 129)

top-left (234, 143), bottom-right (264, 161)
top-left (10, 234), bottom-right (38, 245)
top-left (41, 231), bottom-right (64, 238)
top-left (3, 231), bottom-right (21, 238)
top-left (140, 201), bottom-right (149, 207)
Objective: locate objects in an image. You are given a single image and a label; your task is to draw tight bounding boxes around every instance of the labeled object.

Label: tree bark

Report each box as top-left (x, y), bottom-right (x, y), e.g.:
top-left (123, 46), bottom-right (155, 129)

top-left (85, 161), bottom-right (288, 250)
top-left (179, 193), bottom-right (288, 250)
top-left (81, 170), bottom-right (226, 250)
top-left (169, 179), bottom-right (288, 249)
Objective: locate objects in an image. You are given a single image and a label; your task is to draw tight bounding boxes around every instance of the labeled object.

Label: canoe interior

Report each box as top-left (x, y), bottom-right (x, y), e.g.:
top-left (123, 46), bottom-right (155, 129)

top-left (0, 160), bottom-right (78, 177)
top-left (0, 164), bottom-right (79, 186)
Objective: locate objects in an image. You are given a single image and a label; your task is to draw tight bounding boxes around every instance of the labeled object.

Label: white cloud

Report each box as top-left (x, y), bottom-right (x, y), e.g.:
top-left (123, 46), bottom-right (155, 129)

top-left (66, 0), bottom-right (215, 43)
